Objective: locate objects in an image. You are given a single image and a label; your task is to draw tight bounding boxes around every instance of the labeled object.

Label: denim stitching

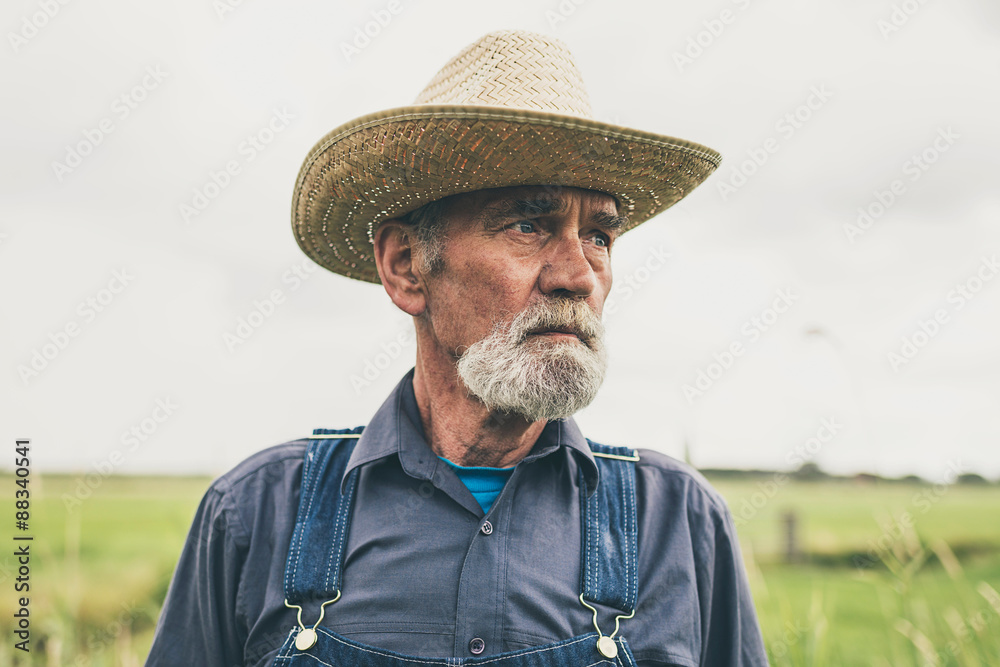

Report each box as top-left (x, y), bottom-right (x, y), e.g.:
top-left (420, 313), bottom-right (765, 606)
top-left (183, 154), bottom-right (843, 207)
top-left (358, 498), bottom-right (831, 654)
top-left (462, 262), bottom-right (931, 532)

top-left (625, 455), bottom-right (637, 610)
top-left (285, 445), bottom-right (318, 597)
top-left (273, 626), bottom-right (297, 663)
top-left (608, 461), bottom-right (629, 607)
top-left (587, 475), bottom-right (598, 600)
top-left (582, 477), bottom-right (589, 598)
top-left (585, 445), bottom-right (638, 612)
top-left (632, 453), bottom-right (638, 607)
top-left (619, 637), bottom-right (636, 667)
top-left (305, 627), bottom-right (453, 664)
top-left (303, 628), bottom-right (595, 665)
top-left (588, 476), bottom-right (595, 599)
top-left (618, 457), bottom-right (628, 611)
top-left (595, 472), bottom-right (602, 598)
top-left (299, 447), bottom-right (323, 588)
top-left (584, 478), bottom-right (600, 599)
top-left (323, 461), bottom-right (347, 592)
top-left (592, 472), bottom-right (599, 600)
top-left (468, 634), bottom-right (594, 665)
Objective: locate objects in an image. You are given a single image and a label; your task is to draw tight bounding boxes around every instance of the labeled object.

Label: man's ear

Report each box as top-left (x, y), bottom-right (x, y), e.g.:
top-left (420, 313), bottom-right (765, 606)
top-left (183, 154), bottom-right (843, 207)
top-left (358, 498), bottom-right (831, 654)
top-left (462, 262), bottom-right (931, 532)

top-left (373, 220), bottom-right (427, 317)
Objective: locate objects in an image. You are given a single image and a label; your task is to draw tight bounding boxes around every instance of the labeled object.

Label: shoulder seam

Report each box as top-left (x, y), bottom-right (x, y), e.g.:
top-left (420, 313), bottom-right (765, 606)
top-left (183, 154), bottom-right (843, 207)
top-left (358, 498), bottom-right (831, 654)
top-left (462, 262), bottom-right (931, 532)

top-left (206, 441), bottom-right (310, 547)
top-left (215, 441), bottom-right (309, 490)
top-left (635, 454), bottom-right (731, 517)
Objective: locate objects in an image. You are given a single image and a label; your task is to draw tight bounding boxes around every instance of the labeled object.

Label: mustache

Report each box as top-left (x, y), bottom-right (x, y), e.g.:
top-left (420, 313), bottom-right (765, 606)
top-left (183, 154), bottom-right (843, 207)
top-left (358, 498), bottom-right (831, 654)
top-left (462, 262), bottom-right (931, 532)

top-left (507, 299), bottom-right (604, 347)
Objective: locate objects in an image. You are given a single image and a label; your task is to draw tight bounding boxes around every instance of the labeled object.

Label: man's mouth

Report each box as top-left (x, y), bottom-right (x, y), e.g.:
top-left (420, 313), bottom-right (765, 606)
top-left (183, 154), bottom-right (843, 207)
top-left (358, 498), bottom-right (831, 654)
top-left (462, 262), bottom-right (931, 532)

top-left (526, 326), bottom-right (584, 341)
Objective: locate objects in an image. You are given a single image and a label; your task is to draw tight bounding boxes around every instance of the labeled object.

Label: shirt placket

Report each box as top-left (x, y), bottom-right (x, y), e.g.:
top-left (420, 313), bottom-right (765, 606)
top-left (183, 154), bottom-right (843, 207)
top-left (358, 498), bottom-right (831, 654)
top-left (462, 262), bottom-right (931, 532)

top-left (452, 466), bottom-right (519, 658)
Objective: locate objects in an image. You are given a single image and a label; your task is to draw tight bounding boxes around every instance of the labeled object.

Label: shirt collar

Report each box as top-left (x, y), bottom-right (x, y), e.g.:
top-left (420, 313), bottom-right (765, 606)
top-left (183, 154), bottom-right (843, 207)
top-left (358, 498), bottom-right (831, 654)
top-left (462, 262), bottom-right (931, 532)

top-left (343, 368), bottom-right (600, 491)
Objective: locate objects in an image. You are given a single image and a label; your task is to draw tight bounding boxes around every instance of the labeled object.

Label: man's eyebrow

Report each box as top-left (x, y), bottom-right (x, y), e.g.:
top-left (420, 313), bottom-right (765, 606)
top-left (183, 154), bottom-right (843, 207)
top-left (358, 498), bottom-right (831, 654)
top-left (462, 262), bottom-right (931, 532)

top-left (479, 197), bottom-right (565, 225)
top-left (479, 196), bottom-right (628, 232)
top-left (591, 210), bottom-right (629, 232)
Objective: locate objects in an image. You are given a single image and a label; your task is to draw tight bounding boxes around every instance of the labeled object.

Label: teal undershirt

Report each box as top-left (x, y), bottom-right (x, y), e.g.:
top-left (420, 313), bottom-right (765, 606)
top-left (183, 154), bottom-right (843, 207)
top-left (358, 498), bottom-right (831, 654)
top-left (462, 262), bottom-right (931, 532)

top-left (438, 457), bottom-right (515, 514)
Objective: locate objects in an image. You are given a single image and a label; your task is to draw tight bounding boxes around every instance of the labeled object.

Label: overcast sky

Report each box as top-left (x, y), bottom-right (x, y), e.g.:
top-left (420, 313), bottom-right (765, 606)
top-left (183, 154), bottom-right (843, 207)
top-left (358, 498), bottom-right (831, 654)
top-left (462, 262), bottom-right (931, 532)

top-left (2, 0), bottom-right (999, 480)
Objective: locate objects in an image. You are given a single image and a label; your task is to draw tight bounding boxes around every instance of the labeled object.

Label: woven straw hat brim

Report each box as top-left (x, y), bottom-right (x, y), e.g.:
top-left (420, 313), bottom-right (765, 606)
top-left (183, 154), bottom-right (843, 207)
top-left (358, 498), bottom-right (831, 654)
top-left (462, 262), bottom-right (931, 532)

top-left (292, 104), bottom-right (722, 284)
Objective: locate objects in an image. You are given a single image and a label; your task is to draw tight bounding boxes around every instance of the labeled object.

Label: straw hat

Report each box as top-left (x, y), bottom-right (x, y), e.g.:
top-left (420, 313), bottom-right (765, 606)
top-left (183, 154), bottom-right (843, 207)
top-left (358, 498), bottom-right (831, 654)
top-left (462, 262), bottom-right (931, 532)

top-left (292, 29), bottom-right (721, 284)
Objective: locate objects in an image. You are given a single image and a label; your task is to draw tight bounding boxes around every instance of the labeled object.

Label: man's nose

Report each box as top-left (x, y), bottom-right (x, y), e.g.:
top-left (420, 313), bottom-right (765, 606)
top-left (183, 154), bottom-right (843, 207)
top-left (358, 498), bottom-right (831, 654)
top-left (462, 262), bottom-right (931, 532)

top-left (538, 234), bottom-right (598, 298)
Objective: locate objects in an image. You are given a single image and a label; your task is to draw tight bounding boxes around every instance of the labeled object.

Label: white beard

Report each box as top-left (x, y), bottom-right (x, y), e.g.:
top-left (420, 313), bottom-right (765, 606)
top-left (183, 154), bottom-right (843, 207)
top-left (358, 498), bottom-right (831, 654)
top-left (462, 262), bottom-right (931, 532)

top-left (456, 298), bottom-right (608, 422)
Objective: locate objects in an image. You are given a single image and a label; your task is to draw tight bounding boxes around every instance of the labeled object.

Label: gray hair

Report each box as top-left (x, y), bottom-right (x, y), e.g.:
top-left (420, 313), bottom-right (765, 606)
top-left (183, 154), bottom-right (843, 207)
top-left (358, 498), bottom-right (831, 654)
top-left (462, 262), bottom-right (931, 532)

top-left (456, 297), bottom-right (607, 424)
top-left (399, 198), bottom-right (450, 274)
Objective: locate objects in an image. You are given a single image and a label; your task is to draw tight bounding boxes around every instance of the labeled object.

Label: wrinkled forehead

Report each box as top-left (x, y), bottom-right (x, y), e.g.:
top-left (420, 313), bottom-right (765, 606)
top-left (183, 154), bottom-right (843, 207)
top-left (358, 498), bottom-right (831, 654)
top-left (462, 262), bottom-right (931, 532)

top-left (445, 185), bottom-right (622, 220)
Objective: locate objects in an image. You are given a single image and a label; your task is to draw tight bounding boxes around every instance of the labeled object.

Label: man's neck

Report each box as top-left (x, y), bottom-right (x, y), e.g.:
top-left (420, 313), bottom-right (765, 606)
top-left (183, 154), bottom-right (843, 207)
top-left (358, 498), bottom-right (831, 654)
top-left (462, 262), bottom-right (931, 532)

top-left (410, 350), bottom-right (546, 468)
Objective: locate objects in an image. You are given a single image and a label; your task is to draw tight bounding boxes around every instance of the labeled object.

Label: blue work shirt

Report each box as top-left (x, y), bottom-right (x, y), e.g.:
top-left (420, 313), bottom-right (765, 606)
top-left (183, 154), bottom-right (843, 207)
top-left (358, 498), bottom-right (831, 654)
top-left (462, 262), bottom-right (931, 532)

top-left (146, 369), bottom-right (767, 667)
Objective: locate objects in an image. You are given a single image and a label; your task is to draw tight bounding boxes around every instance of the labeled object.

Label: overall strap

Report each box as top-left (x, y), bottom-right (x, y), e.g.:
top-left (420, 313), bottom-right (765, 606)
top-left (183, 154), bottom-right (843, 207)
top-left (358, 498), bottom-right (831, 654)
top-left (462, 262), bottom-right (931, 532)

top-left (580, 440), bottom-right (639, 614)
top-left (283, 427), bottom-right (364, 605)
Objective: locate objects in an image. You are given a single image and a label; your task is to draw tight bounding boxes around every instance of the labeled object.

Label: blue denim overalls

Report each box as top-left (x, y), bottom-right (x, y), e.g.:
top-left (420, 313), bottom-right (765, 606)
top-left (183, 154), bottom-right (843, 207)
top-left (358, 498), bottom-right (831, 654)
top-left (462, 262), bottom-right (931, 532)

top-left (270, 427), bottom-right (640, 667)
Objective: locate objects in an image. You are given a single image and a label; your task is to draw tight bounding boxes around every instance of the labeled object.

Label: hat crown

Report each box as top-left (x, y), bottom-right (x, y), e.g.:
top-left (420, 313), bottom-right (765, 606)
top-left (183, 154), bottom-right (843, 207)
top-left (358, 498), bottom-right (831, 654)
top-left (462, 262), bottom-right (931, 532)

top-left (413, 30), bottom-right (593, 118)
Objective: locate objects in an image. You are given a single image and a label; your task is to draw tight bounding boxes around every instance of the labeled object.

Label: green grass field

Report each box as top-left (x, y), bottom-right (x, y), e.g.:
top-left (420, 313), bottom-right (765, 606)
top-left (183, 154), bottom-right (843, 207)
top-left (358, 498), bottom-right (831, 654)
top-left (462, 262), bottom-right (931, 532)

top-left (2, 473), bottom-right (998, 666)
top-left (710, 477), bottom-right (1000, 665)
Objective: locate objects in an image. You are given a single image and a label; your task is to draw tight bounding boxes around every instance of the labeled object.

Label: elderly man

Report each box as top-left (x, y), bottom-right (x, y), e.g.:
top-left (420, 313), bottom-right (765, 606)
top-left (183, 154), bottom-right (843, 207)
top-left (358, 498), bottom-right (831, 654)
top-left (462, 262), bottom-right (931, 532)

top-left (147, 30), bottom-right (767, 667)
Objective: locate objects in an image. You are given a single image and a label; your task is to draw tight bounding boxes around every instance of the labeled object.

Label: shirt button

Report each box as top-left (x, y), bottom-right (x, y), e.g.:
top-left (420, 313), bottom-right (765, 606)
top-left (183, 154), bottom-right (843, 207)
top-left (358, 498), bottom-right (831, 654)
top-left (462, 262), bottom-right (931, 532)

top-left (469, 637), bottom-right (486, 655)
top-left (480, 521), bottom-right (493, 535)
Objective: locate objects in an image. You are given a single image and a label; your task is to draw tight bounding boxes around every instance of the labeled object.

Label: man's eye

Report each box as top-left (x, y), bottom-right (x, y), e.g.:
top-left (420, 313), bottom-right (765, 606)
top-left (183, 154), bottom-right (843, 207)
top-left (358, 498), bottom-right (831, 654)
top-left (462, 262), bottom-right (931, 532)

top-left (593, 233), bottom-right (610, 248)
top-left (514, 221), bottom-right (536, 234)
